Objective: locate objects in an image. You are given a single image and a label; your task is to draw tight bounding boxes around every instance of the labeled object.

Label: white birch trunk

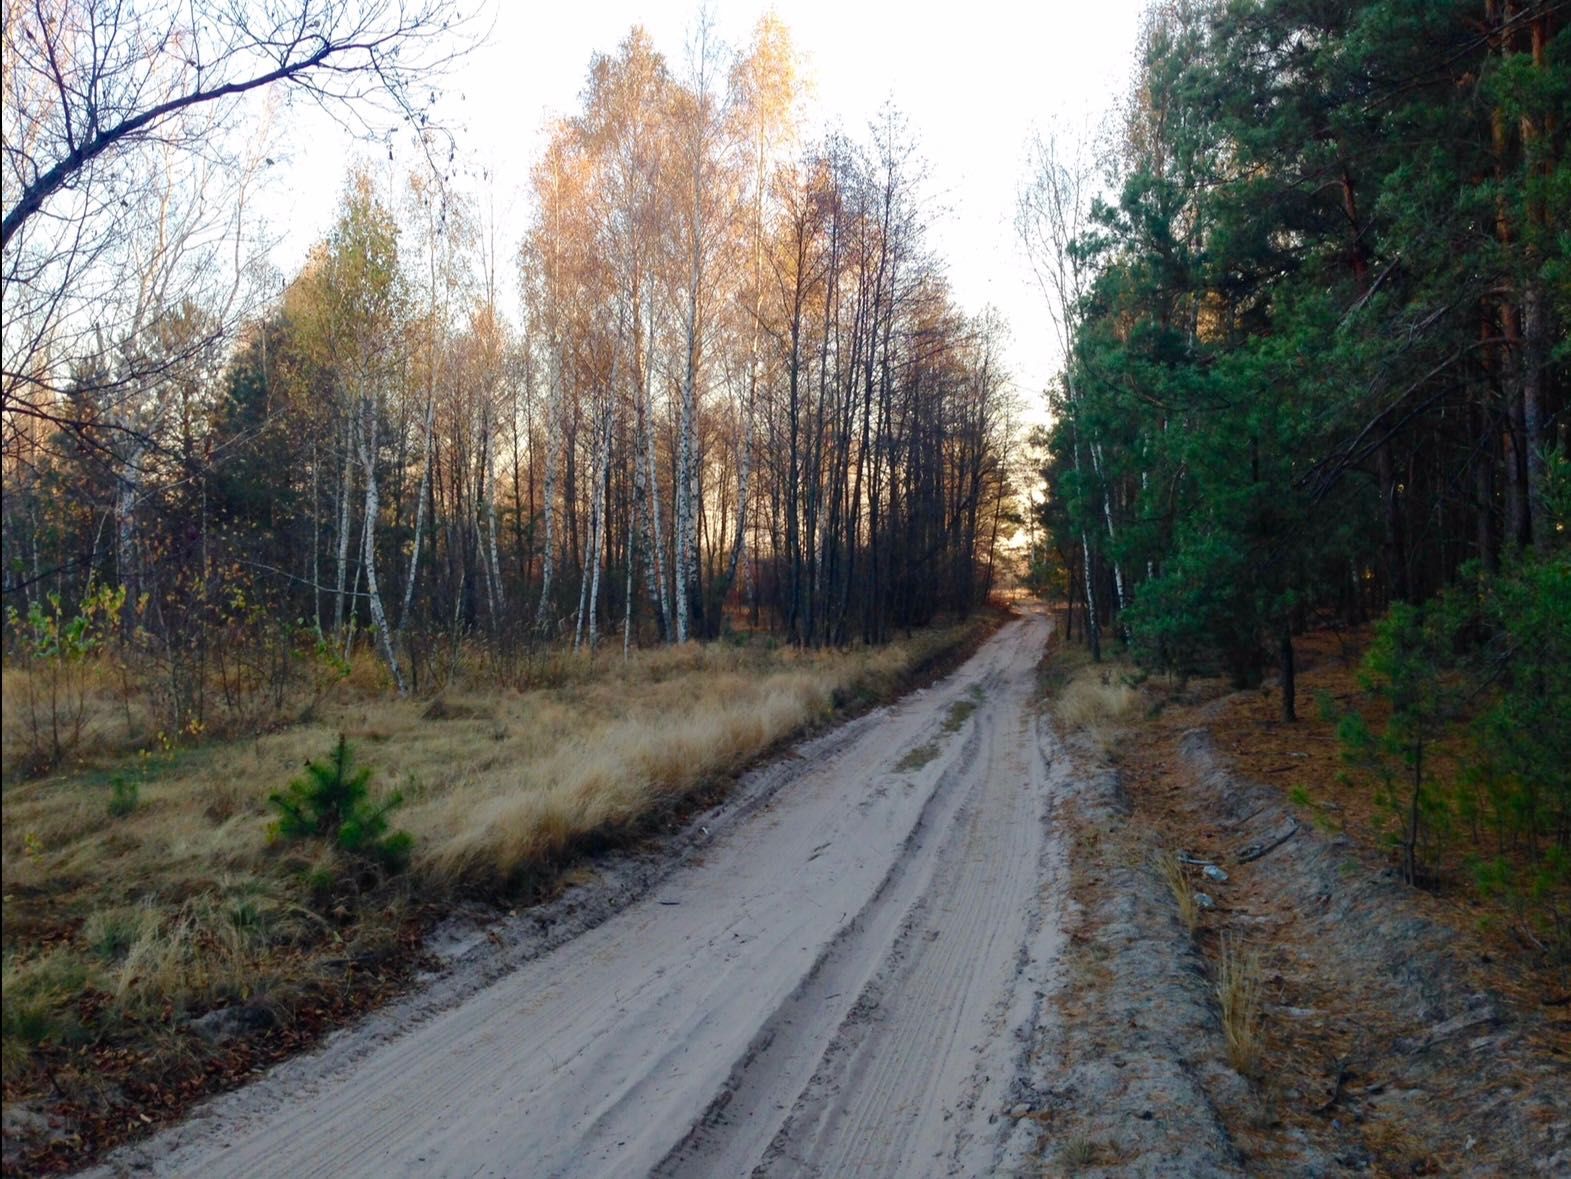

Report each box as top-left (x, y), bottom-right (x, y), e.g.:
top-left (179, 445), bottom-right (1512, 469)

top-left (1070, 427), bottom-right (1101, 658)
top-left (535, 343), bottom-right (562, 634)
top-left (399, 395), bottom-right (435, 633)
top-left (648, 431), bottom-right (673, 637)
top-left (477, 404), bottom-right (505, 627)
top-left (674, 154), bottom-right (705, 645)
top-left (114, 440), bottom-right (148, 636)
top-left (334, 411), bottom-right (354, 635)
top-left (1089, 440), bottom-right (1126, 611)
top-left (343, 509), bottom-right (363, 662)
top-left (477, 448), bottom-right (497, 626)
top-left (484, 384), bottom-right (506, 617)
top-left (573, 526), bottom-right (591, 653)
top-left (311, 436), bottom-right (322, 635)
top-left (485, 490), bottom-right (506, 621)
top-left (574, 407), bottom-right (603, 652)
top-left (356, 394), bottom-right (406, 694)
top-left (633, 398), bottom-right (662, 635)
top-left (642, 289), bottom-right (673, 640)
top-left (588, 411), bottom-right (611, 650)
top-left (623, 525), bottom-right (635, 658)
top-left (675, 377), bottom-right (692, 646)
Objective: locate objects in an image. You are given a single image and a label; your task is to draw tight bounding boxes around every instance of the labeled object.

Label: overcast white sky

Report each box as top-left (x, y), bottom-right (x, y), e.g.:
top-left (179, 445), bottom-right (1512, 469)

top-left (266, 1), bottom-right (1146, 413)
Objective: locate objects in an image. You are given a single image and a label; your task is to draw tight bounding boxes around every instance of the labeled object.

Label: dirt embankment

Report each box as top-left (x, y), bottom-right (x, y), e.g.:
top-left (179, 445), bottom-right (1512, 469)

top-left (1038, 637), bottom-right (1571, 1176)
top-left (1013, 736), bottom-right (1252, 1176)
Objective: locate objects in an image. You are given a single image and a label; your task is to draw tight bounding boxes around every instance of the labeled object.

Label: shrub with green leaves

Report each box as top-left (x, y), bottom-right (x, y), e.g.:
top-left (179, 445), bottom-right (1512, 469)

top-left (5, 581), bottom-right (123, 773)
top-left (269, 735), bottom-right (411, 872)
top-left (107, 774), bottom-right (140, 818)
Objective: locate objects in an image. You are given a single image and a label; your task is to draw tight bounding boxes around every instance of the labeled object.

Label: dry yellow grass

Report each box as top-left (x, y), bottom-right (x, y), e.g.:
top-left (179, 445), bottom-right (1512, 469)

top-left (1055, 669), bottom-right (1138, 729)
top-left (0, 633), bottom-right (388, 781)
top-left (418, 661), bottom-right (840, 885)
top-left (1, 620), bottom-right (988, 1099)
top-left (1051, 659), bottom-right (1140, 754)
top-left (1154, 849), bottom-right (1200, 936)
top-left (1216, 932), bottom-right (1263, 1077)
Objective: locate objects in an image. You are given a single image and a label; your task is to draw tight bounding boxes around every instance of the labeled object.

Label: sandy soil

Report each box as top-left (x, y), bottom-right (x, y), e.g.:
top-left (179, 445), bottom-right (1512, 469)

top-left (1026, 661), bottom-right (1570, 1177)
top-left (87, 609), bottom-right (1069, 1179)
top-left (1014, 742), bottom-right (1256, 1177)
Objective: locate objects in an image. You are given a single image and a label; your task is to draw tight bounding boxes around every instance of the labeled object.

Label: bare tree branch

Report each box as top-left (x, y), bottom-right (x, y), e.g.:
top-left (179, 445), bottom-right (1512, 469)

top-left (2, 0), bottom-right (474, 248)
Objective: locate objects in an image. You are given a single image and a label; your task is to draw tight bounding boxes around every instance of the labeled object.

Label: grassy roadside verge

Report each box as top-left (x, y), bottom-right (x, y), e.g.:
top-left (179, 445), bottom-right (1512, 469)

top-left (1, 606), bottom-right (1007, 1175)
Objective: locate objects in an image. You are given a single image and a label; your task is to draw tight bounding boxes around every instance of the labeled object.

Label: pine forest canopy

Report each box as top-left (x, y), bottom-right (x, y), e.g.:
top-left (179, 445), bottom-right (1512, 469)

top-left (2, 6), bottom-right (1020, 699)
top-left (1022, 0), bottom-right (1568, 708)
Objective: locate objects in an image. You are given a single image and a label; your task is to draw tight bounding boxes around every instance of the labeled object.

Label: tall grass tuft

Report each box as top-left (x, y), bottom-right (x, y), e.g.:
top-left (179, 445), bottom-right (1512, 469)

top-left (1216, 932), bottom-right (1263, 1077)
top-left (1053, 662), bottom-right (1139, 754)
top-left (1155, 849), bottom-right (1200, 935)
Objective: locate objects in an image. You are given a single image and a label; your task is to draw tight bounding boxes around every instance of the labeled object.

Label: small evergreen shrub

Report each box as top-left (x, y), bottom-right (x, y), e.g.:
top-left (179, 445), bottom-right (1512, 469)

top-left (269, 735), bottom-right (412, 872)
top-left (1335, 601), bottom-right (1459, 886)
top-left (107, 774), bottom-right (140, 818)
top-left (1331, 451), bottom-right (1570, 968)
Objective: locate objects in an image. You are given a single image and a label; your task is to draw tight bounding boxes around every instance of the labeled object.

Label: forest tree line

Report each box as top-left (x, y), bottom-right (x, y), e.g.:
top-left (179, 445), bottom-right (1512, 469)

top-left (1025, 0), bottom-right (1566, 687)
top-left (2, 16), bottom-right (1017, 726)
top-left (1023, 0), bottom-right (1567, 911)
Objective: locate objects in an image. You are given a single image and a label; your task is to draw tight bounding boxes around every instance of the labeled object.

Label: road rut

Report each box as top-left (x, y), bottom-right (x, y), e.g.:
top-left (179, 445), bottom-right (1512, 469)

top-left (94, 610), bottom-right (1067, 1179)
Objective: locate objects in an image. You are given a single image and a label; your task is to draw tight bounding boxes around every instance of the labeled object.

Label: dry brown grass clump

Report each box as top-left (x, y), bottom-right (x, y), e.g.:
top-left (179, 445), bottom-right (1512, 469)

top-left (1050, 657), bottom-right (1140, 756)
top-left (1215, 932), bottom-right (1263, 1077)
top-left (1056, 669), bottom-right (1138, 729)
top-left (1154, 849), bottom-right (1200, 935)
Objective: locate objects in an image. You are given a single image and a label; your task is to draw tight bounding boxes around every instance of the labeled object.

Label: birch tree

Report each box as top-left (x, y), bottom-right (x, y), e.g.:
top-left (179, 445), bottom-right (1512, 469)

top-left (322, 170), bottom-right (408, 692)
top-left (579, 28), bottom-right (672, 643)
top-left (725, 15), bottom-right (799, 604)
top-left (524, 132), bottom-right (589, 635)
top-left (666, 11), bottom-right (739, 642)
top-left (1018, 120), bottom-right (1114, 652)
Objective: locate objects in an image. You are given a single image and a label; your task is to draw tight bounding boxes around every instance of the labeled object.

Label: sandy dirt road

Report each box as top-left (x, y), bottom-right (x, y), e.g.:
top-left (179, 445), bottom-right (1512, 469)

top-left (95, 610), bottom-right (1067, 1178)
